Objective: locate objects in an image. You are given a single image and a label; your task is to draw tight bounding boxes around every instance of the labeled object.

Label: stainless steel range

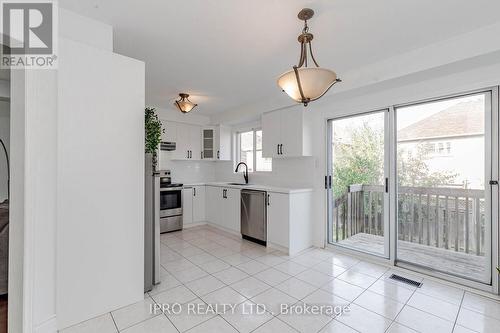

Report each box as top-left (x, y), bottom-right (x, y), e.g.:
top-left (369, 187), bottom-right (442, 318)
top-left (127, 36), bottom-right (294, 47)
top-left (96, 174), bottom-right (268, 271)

top-left (155, 170), bottom-right (183, 233)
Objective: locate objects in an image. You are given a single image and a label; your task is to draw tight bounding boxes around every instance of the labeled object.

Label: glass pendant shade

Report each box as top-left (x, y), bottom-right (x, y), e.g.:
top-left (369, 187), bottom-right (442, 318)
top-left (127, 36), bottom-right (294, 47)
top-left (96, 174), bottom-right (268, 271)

top-left (277, 8), bottom-right (340, 106)
top-left (174, 93), bottom-right (197, 113)
top-left (277, 67), bottom-right (338, 104)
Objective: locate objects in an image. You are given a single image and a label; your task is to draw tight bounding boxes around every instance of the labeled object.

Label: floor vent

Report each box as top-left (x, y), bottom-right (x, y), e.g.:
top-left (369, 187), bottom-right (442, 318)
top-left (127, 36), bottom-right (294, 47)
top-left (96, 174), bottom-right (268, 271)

top-left (389, 274), bottom-right (422, 288)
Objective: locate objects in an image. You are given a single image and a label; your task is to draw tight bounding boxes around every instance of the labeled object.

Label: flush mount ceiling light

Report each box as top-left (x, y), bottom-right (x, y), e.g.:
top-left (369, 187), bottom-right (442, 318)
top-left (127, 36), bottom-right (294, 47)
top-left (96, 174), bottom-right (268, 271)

top-left (277, 8), bottom-right (341, 106)
top-left (174, 93), bottom-right (198, 113)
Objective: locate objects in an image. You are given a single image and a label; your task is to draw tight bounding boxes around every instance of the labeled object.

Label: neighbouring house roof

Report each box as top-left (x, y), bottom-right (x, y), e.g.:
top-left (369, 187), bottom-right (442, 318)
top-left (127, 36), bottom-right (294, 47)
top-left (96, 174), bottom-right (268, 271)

top-left (398, 100), bottom-right (484, 142)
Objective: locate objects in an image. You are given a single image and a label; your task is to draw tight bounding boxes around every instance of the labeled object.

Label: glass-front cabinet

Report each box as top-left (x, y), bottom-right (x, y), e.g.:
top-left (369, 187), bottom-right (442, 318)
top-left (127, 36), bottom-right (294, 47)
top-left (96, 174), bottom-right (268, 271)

top-left (202, 125), bottom-right (231, 160)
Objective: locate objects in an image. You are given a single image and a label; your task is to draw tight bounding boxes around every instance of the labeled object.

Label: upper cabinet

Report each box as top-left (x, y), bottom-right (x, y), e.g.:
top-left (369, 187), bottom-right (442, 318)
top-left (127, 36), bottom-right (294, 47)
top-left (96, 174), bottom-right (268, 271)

top-left (162, 121), bottom-right (202, 160)
top-left (262, 108), bottom-right (311, 158)
top-left (161, 121), bottom-right (231, 161)
top-left (202, 125), bottom-right (231, 161)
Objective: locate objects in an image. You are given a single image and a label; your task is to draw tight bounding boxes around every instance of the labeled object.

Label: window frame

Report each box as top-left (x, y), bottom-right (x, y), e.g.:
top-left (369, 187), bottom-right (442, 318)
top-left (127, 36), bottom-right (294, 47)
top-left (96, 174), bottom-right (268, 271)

top-left (236, 128), bottom-right (272, 173)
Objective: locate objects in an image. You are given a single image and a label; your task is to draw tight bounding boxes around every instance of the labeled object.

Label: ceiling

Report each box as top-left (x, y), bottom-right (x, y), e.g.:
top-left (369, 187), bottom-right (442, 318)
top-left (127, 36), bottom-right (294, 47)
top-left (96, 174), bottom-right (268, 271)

top-left (60, 0), bottom-right (500, 115)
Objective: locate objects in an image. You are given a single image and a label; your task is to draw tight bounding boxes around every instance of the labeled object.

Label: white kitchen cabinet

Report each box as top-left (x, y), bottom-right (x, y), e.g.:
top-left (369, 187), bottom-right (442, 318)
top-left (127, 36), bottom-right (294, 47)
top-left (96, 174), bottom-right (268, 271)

top-left (266, 190), bottom-right (313, 255)
top-left (262, 107), bottom-right (311, 158)
top-left (183, 186), bottom-right (206, 225)
top-left (224, 188), bottom-right (240, 232)
top-left (182, 188), bottom-right (194, 225)
top-left (262, 111), bottom-right (281, 157)
top-left (205, 186), bottom-right (240, 233)
top-left (206, 186), bottom-right (222, 225)
top-left (189, 125), bottom-right (202, 160)
top-left (192, 186), bottom-right (206, 222)
top-left (202, 125), bottom-right (231, 160)
top-left (162, 121), bottom-right (177, 143)
top-left (169, 122), bottom-right (201, 160)
top-left (267, 192), bottom-right (289, 249)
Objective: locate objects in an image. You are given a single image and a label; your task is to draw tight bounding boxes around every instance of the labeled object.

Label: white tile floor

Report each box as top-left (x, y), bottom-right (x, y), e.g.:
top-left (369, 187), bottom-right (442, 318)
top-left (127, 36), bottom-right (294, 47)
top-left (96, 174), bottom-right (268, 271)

top-left (61, 225), bottom-right (500, 333)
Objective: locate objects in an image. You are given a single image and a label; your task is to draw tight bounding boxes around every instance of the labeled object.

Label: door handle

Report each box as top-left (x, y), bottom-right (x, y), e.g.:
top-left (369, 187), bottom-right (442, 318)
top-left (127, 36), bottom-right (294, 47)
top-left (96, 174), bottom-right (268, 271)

top-left (267, 194), bottom-right (270, 206)
top-left (385, 178), bottom-right (389, 193)
top-left (217, 150), bottom-right (220, 159)
top-left (193, 187), bottom-right (196, 197)
top-left (280, 144), bottom-right (283, 155)
top-left (201, 151), bottom-right (203, 159)
top-left (187, 150), bottom-right (189, 159)
top-left (277, 144), bottom-right (279, 155)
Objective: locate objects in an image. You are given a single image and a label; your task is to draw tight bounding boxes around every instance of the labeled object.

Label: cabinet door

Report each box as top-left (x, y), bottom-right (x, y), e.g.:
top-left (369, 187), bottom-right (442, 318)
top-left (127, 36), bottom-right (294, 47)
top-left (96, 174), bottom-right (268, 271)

top-left (192, 186), bottom-right (206, 222)
top-left (280, 108), bottom-right (303, 157)
top-left (182, 188), bottom-right (193, 225)
top-left (206, 186), bottom-right (222, 226)
top-left (217, 126), bottom-right (232, 161)
top-left (202, 128), bottom-right (215, 160)
top-left (267, 192), bottom-right (289, 249)
top-left (224, 188), bottom-right (241, 233)
top-left (175, 123), bottom-right (190, 160)
top-left (189, 125), bottom-right (202, 160)
top-left (162, 121), bottom-right (177, 142)
top-left (262, 111), bottom-right (281, 158)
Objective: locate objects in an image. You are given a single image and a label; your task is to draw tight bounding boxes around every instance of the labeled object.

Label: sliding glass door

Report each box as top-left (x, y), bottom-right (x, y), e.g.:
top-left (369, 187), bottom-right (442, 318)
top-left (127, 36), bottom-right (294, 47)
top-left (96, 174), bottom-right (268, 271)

top-left (395, 92), bottom-right (492, 284)
top-left (327, 110), bottom-right (389, 257)
top-left (327, 89), bottom-right (497, 286)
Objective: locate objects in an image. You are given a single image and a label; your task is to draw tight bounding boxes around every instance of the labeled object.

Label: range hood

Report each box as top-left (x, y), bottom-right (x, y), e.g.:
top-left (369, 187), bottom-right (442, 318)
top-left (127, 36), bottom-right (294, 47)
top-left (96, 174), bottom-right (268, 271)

top-left (160, 142), bottom-right (176, 151)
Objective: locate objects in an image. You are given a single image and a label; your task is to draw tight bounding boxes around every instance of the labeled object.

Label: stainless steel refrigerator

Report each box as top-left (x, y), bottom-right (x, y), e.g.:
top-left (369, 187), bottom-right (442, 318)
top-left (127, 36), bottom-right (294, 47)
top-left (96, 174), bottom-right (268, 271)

top-left (144, 154), bottom-right (160, 292)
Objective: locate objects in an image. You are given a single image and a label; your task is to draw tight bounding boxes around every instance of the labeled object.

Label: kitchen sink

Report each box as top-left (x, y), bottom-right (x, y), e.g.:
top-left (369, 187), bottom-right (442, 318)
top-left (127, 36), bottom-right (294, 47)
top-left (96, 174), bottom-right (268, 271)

top-left (227, 182), bottom-right (251, 186)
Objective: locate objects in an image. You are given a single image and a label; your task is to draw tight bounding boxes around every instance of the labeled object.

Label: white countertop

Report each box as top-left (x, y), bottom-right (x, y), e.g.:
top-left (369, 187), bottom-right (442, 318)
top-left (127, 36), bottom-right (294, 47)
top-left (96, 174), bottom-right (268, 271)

top-left (183, 182), bottom-right (314, 194)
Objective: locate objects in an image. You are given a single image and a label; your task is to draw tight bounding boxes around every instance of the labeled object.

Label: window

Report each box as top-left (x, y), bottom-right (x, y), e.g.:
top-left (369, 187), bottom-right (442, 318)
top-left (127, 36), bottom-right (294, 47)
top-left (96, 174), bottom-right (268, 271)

top-left (237, 129), bottom-right (272, 172)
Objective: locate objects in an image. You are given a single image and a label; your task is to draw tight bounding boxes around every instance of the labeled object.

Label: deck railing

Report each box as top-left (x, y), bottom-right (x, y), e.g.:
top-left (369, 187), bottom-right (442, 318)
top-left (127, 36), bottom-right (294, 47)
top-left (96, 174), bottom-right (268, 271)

top-left (333, 184), bottom-right (486, 256)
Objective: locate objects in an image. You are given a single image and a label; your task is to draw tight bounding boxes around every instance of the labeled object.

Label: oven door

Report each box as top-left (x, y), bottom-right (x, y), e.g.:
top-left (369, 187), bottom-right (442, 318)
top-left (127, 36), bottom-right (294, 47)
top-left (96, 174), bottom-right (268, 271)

top-left (159, 188), bottom-right (182, 217)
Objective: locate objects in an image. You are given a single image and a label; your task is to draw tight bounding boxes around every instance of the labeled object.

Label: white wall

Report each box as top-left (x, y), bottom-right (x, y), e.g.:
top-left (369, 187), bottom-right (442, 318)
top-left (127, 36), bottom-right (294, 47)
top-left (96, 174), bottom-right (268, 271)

top-left (214, 158), bottom-right (315, 189)
top-left (0, 101), bottom-right (9, 202)
top-left (56, 37), bottom-right (145, 329)
top-left (59, 8), bottom-right (113, 51)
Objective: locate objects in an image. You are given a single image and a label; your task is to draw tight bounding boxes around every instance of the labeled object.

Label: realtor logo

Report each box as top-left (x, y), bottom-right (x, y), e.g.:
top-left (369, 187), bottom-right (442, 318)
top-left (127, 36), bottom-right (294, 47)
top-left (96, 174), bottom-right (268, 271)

top-left (1, 0), bottom-right (58, 68)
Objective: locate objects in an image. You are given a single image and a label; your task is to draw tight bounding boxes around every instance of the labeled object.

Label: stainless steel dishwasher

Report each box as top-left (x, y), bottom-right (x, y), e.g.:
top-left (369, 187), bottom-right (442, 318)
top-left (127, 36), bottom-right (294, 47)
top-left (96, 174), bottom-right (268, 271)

top-left (241, 189), bottom-right (267, 245)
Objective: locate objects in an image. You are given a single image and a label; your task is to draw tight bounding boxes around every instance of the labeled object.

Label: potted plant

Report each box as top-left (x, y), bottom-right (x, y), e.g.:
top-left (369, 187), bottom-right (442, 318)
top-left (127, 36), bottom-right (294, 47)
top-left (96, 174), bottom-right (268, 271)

top-left (145, 107), bottom-right (164, 170)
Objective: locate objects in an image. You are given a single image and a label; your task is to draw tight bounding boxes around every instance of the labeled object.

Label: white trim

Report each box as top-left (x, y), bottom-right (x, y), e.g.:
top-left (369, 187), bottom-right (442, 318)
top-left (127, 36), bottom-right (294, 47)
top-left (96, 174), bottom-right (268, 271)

top-left (235, 128), bottom-right (272, 173)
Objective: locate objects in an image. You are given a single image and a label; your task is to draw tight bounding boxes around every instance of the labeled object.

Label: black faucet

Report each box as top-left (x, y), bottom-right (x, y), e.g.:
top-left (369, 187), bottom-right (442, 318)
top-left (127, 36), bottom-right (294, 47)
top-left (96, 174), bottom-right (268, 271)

top-left (235, 162), bottom-right (249, 184)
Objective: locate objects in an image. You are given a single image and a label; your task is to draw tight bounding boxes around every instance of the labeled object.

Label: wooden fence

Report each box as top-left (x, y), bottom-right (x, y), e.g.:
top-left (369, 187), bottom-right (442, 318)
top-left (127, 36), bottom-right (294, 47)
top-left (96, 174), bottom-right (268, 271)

top-left (333, 184), bottom-right (486, 256)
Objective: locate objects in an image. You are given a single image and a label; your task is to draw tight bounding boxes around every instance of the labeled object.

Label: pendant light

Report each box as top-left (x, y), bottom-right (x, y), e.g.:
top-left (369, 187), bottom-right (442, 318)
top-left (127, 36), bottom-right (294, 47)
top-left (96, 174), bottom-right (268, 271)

top-left (277, 8), bottom-right (341, 106)
top-left (174, 93), bottom-right (197, 113)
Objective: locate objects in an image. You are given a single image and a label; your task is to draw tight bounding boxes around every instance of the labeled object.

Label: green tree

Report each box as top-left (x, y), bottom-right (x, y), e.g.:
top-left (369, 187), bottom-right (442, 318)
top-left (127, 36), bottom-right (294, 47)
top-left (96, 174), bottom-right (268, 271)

top-left (332, 123), bottom-right (457, 198)
top-left (332, 123), bottom-right (383, 198)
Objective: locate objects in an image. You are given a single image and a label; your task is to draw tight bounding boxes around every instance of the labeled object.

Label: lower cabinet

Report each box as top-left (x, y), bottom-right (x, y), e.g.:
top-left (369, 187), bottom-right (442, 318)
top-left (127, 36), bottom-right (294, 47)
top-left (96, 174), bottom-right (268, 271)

top-left (183, 186), bottom-right (206, 225)
top-left (192, 186), bottom-right (206, 222)
top-left (267, 190), bottom-right (313, 255)
top-left (267, 192), bottom-right (289, 249)
top-left (182, 188), bottom-right (194, 225)
top-left (205, 186), bottom-right (241, 233)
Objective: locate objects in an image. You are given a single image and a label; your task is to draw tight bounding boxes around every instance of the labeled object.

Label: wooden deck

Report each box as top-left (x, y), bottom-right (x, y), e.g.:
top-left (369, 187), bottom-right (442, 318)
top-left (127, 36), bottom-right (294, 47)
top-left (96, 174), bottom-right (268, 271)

top-left (338, 233), bottom-right (488, 282)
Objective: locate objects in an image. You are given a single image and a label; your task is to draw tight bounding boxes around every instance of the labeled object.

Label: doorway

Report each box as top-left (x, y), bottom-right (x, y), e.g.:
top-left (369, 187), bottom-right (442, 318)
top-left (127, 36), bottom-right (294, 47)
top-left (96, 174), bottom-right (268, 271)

top-left (327, 88), bottom-right (498, 288)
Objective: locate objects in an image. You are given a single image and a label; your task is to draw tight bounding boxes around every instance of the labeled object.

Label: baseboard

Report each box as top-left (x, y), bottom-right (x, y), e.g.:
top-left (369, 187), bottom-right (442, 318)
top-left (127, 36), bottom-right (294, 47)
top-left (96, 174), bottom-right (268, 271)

top-left (183, 221), bottom-right (208, 229)
top-left (267, 242), bottom-right (289, 254)
top-left (34, 315), bottom-right (57, 333)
